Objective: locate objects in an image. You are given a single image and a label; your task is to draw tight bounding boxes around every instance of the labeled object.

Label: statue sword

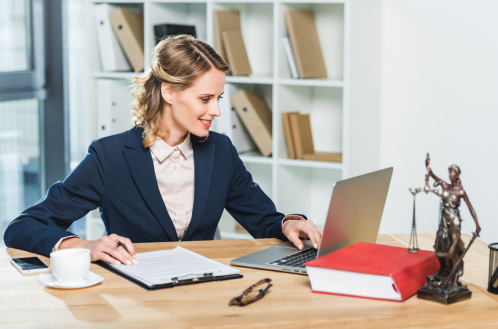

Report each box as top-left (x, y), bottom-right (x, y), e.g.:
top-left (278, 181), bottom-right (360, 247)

top-left (441, 233), bottom-right (478, 289)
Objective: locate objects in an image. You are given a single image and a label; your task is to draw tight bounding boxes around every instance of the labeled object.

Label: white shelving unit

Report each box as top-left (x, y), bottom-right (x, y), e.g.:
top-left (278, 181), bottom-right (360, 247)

top-left (84, 0), bottom-right (382, 240)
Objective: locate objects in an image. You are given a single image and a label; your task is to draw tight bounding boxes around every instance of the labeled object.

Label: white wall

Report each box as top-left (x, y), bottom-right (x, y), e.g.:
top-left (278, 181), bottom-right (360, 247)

top-left (378, 0), bottom-right (498, 244)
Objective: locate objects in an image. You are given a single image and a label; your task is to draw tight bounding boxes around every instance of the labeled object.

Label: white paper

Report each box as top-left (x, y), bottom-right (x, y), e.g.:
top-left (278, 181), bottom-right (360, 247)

top-left (109, 246), bottom-right (240, 286)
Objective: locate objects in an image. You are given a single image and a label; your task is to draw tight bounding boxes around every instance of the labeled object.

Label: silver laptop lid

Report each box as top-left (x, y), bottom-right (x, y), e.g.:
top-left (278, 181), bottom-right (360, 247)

top-left (317, 167), bottom-right (393, 258)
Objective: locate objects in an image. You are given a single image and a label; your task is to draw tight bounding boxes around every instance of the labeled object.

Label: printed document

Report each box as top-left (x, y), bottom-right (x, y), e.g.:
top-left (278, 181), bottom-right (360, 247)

top-left (109, 246), bottom-right (240, 287)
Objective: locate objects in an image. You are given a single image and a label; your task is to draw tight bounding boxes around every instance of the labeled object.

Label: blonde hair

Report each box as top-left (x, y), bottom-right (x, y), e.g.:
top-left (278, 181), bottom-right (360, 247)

top-left (131, 35), bottom-right (230, 148)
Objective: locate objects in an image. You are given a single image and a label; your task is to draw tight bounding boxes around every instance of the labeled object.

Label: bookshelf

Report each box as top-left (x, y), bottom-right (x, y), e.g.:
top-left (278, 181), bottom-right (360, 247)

top-left (83, 0), bottom-right (381, 240)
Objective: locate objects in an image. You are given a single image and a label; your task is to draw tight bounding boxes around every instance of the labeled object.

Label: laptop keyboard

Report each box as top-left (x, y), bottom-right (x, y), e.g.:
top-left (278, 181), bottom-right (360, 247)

top-left (268, 248), bottom-right (317, 268)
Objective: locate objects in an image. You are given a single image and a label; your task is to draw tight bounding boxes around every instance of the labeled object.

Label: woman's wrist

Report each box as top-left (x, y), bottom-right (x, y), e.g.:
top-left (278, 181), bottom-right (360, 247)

top-left (59, 236), bottom-right (90, 250)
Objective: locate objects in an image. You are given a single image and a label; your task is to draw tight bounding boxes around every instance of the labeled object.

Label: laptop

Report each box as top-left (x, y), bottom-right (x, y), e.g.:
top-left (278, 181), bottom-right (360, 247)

top-left (231, 167), bottom-right (393, 275)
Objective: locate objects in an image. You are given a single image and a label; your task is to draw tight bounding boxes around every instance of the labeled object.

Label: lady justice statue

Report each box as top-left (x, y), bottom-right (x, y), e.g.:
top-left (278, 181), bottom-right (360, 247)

top-left (417, 153), bottom-right (481, 304)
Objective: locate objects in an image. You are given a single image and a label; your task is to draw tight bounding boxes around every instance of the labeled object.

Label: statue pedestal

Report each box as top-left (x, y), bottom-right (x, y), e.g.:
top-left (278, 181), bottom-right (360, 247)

top-left (417, 275), bottom-right (471, 305)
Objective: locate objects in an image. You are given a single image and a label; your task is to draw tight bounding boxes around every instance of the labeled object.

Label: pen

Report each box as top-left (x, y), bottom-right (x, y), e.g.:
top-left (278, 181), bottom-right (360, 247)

top-left (115, 239), bottom-right (129, 253)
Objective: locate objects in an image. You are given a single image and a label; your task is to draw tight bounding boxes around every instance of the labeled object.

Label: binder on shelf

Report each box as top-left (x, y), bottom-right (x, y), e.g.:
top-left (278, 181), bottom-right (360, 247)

top-left (93, 4), bottom-right (132, 72)
top-left (109, 8), bottom-right (144, 72)
top-left (284, 11), bottom-right (327, 79)
top-left (215, 84), bottom-right (256, 154)
top-left (282, 112), bottom-right (299, 159)
top-left (289, 113), bottom-right (342, 162)
top-left (154, 24), bottom-right (196, 44)
top-left (231, 90), bottom-right (272, 157)
top-left (96, 79), bottom-right (134, 138)
top-left (222, 29), bottom-right (252, 76)
top-left (282, 36), bottom-right (299, 79)
top-left (213, 10), bottom-right (241, 74)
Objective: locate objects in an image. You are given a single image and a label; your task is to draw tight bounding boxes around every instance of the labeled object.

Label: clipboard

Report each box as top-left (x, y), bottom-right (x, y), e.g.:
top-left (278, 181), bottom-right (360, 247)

top-left (96, 260), bottom-right (243, 291)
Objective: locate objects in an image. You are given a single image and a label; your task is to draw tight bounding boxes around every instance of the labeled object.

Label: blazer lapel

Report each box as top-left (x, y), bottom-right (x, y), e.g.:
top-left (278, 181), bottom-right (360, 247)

top-left (182, 137), bottom-right (215, 241)
top-left (122, 128), bottom-right (179, 241)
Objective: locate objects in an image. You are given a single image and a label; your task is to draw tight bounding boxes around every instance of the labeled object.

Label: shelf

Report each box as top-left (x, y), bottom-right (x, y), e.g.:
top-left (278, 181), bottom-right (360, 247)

top-left (239, 152), bottom-right (273, 164)
top-left (91, 72), bottom-right (141, 79)
top-left (278, 78), bottom-right (343, 87)
top-left (220, 231), bottom-right (253, 240)
top-left (225, 75), bottom-right (274, 85)
top-left (277, 158), bottom-right (342, 169)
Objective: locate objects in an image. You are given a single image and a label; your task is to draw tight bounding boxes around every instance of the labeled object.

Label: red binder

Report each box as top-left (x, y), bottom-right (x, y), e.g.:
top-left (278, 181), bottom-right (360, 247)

top-left (304, 242), bottom-right (439, 301)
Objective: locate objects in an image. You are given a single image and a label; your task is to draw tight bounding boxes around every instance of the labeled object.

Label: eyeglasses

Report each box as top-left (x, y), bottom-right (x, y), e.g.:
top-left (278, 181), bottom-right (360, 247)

top-left (229, 278), bottom-right (272, 306)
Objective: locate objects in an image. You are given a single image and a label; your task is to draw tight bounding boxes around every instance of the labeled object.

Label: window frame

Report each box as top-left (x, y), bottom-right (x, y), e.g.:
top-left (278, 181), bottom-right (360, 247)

top-left (0, 0), bottom-right (46, 101)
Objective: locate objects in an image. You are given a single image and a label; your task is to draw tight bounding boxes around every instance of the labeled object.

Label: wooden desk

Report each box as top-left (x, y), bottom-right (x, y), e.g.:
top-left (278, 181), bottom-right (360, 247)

top-left (1, 234), bottom-right (497, 328)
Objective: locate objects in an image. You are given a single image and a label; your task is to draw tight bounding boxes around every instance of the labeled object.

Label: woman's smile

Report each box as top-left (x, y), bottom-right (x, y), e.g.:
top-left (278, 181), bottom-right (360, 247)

top-left (199, 118), bottom-right (212, 128)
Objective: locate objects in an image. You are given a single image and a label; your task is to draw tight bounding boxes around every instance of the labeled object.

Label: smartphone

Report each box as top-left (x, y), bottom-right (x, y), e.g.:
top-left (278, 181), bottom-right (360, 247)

top-left (11, 257), bottom-right (50, 274)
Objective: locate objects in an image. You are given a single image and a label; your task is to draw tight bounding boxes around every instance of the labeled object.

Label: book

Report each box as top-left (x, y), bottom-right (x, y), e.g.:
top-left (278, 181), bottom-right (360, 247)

top-left (289, 113), bottom-right (343, 162)
top-left (222, 29), bottom-right (252, 76)
top-left (231, 90), bottom-right (272, 157)
top-left (304, 242), bottom-right (440, 301)
top-left (282, 112), bottom-right (299, 159)
top-left (289, 113), bottom-right (314, 159)
top-left (109, 8), bottom-right (144, 72)
top-left (97, 246), bottom-right (242, 290)
top-left (303, 152), bottom-right (342, 163)
top-left (153, 24), bottom-right (196, 44)
top-left (282, 36), bottom-right (299, 79)
top-left (213, 10), bottom-right (241, 64)
top-left (284, 11), bottom-right (327, 79)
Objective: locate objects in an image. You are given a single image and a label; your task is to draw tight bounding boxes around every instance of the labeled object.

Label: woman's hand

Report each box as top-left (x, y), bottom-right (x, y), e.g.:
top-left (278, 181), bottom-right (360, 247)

top-left (59, 234), bottom-right (137, 265)
top-left (282, 219), bottom-right (323, 251)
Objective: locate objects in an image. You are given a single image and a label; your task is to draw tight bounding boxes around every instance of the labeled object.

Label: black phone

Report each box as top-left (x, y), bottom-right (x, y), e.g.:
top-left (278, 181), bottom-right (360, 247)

top-left (11, 257), bottom-right (50, 273)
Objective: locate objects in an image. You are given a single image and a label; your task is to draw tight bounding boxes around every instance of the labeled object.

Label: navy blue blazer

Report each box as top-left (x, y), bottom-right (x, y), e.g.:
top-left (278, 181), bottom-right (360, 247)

top-left (4, 127), bottom-right (298, 256)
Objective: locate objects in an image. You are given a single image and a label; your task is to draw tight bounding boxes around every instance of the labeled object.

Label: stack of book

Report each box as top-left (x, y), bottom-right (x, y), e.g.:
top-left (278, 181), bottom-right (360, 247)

top-left (94, 4), bottom-right (144, 72)
top-left (282, 112), bottom-right (341, 162)
top-left (213, 11), bottom-right (252, 76)
top-left (283, 10), bottom-right (327, 79)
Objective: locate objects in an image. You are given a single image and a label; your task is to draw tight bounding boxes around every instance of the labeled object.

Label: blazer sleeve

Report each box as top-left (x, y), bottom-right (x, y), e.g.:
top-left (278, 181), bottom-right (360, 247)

top-left (3, 140), bottom-right (107, 256)
top-left (224, 138), bottom-right (288, 241)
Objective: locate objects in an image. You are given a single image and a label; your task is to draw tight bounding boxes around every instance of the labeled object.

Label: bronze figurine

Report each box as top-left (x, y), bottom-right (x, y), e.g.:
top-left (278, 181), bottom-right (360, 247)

top-left (416, 153), bottom-right (481, 304)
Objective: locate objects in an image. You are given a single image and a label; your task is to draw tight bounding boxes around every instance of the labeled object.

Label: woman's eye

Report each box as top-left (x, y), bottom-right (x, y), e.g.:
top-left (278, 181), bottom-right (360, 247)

top-left (218, 95), bottom-right (223, 100)
top-left (202, 98), bottom-right (209, 102)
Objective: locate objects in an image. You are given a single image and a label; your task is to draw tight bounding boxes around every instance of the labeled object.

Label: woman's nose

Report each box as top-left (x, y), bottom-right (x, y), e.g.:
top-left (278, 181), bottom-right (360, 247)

top-left (209, 103), bottom-right (221, 117)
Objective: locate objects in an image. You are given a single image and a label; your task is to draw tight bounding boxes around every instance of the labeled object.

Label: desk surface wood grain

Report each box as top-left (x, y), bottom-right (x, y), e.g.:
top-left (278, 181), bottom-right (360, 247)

top-left (1, 234), bottom-right (497, 329)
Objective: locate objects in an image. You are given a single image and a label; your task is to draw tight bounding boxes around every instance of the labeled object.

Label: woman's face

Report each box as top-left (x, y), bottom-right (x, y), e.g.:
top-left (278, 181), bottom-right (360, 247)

top-left (162, 68), bottom-right (225, 137)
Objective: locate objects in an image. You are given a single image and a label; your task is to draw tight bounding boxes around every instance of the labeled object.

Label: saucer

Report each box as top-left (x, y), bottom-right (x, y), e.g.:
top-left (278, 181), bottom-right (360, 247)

top-left (39, 271), bottom-right (104, 289)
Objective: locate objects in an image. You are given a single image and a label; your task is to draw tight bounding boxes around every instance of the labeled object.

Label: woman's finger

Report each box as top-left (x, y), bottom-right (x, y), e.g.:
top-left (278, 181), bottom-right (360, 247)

top-left (101, 244), bottom-right (133, 265)
top-left (110, 234), bottom-right (136, 257)
top-left (306, 221), bottom-right (322, 248)
top-left (286, 229), bottom-right (304, 250)
top-left (99, 252), bottom-right (122, 265)
top-left (298, 221), bottom-right (319, 250)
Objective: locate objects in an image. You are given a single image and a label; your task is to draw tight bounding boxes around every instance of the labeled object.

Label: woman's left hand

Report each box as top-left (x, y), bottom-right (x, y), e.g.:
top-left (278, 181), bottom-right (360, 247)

top-left (282, 219), bottom-right (323, 251)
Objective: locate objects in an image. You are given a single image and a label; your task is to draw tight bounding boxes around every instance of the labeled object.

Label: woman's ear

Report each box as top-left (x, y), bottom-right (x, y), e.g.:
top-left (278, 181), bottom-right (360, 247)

top-left (161, 82), bottom-right (174, 105)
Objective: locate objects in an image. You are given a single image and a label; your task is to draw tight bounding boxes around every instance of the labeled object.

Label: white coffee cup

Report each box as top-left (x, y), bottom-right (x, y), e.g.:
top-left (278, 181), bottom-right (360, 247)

top-left (50, 248), bottom-right (91, 282)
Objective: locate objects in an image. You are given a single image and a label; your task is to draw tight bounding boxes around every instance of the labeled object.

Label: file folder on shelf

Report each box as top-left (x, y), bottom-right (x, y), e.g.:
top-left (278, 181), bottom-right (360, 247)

top-left (231, 90), bottom-right (272, 157)
top-left (109, 8), bottom-right (144, 72)
top-left (222, 29), bottom-right (252, 76)
top-left (93, 4), bottom-right (132, 72)
top-left (285, 11), bottom-right (327, 78)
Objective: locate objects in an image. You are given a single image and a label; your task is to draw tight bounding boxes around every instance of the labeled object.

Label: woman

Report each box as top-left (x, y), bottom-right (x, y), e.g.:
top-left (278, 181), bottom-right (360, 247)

top-left (4, 35), bottom-right (323, 265)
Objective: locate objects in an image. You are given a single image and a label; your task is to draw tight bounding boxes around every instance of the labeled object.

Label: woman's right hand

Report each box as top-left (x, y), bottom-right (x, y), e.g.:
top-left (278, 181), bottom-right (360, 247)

top-left (59, 234), bottom-right (137, 265)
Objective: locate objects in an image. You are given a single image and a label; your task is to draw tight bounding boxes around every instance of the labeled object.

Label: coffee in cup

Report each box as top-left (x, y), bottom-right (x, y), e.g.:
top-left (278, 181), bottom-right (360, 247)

top-left (50, 248), bottom-right (91, 282)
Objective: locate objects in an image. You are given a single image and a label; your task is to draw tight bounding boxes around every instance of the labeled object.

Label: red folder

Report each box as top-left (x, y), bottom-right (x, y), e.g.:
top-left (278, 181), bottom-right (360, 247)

top-left (304, 242), bottom-right (439, 301)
